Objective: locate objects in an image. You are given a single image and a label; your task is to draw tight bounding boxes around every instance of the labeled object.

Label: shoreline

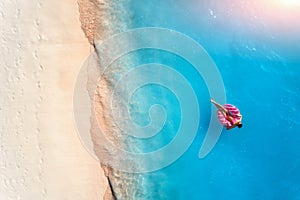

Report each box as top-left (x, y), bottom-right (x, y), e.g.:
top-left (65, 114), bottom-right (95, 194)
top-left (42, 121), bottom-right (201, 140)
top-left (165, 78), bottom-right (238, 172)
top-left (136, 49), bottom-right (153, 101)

top-left (78, 0), bottom-right (145, 199)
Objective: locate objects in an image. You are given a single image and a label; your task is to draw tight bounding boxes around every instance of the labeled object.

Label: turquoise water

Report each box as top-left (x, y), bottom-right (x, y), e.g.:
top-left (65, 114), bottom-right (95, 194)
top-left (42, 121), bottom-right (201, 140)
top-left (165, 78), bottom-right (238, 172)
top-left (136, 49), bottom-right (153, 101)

top-left (108, 0), bottom-right (300, 199)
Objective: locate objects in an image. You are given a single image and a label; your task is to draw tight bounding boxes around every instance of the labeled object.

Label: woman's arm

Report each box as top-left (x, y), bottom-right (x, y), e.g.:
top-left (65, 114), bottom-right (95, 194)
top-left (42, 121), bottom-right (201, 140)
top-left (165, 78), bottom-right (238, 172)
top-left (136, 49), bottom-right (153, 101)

top-left (226, 124), bottom-right (236, 130)
top-left (235, 113), bottom-right (242, 121)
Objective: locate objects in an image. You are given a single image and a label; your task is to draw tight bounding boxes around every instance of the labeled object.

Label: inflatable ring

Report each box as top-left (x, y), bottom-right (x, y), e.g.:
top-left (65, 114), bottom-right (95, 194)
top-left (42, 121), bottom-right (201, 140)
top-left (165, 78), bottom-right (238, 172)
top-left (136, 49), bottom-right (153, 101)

top-left (217, 104), bottom-right (241, 127)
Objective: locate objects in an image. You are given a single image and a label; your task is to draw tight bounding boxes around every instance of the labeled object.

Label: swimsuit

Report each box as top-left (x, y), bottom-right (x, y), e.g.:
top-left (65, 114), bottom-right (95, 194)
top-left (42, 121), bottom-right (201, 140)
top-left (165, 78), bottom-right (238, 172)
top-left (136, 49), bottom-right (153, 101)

top-left (217, 104), bottom-right (241, 128)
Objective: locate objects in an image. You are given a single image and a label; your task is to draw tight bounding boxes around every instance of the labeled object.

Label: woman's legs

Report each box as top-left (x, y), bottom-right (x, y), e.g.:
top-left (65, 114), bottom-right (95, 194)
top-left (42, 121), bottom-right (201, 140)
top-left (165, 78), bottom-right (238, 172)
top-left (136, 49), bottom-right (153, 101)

top-left (210, 98), bottom-right (228, 114)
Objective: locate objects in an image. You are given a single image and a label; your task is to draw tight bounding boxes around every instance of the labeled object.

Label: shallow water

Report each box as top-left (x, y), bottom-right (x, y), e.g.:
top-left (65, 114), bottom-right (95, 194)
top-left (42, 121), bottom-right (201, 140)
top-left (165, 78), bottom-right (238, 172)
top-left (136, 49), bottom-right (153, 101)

top-left (91, 0), bottom-right (300, 199)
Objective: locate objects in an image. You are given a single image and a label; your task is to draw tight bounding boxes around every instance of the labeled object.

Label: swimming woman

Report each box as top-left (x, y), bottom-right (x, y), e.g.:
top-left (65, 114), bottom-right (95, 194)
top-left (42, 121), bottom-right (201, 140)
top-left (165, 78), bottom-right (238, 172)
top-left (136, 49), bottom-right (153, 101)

top-left (210, 98), bottom-right (243, 130)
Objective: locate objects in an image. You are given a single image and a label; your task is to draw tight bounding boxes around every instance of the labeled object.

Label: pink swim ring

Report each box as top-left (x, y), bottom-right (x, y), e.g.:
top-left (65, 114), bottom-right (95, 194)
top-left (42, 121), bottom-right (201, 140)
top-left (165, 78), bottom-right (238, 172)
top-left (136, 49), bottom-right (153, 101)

top-left (217, 104), bottom-right (242, 127)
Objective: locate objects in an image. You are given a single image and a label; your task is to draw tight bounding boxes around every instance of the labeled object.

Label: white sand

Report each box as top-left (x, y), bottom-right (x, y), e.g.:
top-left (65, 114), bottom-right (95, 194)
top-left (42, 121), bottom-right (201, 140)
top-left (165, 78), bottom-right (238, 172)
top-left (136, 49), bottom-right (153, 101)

top-left (0, 0), bottom-right (108, 199)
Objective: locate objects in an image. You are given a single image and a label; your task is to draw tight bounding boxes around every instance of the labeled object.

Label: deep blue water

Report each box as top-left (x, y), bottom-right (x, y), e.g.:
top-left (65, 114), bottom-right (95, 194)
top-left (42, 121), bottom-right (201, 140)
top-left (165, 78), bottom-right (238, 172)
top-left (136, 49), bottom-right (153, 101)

top-left (117, 0), bottom-right (300, 199)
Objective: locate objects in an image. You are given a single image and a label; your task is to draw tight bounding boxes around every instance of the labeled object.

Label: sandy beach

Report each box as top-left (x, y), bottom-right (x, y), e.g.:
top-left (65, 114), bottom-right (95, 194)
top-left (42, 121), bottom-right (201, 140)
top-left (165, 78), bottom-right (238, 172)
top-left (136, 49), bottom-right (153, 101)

top-left (0, 0), bottom-right (109, 199)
